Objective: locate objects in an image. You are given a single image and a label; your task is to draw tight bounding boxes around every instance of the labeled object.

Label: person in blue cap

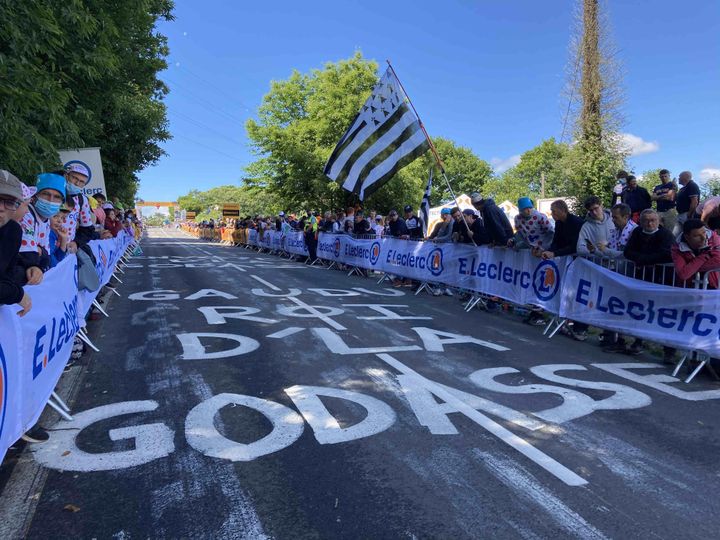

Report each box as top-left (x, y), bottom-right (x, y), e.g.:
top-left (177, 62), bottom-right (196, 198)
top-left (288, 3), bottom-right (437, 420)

top-left (428, 207), bottom-right (454, 243)
top-left (16, 173), bottom-right (67, 286)
top-left (508, 197), bottom-right (554, 251)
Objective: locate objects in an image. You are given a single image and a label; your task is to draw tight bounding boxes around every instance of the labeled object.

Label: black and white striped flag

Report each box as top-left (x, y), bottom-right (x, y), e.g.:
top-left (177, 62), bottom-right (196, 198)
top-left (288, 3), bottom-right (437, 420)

top-left (420, 167), bottom-right (432, 236)
top-left (324, 67), bottom-right (429, 200)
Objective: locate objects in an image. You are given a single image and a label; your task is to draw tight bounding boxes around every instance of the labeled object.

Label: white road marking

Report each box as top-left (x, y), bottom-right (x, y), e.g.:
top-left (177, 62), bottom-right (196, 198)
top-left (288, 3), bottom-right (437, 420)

top-left (342, 304), bottom-right (432, 320)
top-left (312, 328), bottom-right (422, 355)
top-left (285, 385), bottom-right (396, 444)
top-left (250, 275), bottom-right (281, 291)
top-left (279, 297), bottom-right (347, 331)
top-left (31, 401), bottom-right (175, 472)
top-left (176, 332), bottom-right (260, 360)
top-left (376, 353), bottom-right (588, 487)
top-left (197, 306), bottom-right (279, 325)
top-left (474, 451), bottom-right (606, 539)
top-left (185, 393), bottom-right (304, 461)
top-left (267, 327), bottom-right (304, 339)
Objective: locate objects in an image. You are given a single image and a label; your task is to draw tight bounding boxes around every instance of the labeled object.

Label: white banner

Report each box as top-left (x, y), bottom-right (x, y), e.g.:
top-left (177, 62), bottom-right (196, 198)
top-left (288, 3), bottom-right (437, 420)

top-left (0, 306), bottom-right (22, 464)
top-left (58, 147), bottom-right (107, 197)
top-left (0, 235), bottom-right (131, 462)
top-left (18, 256), bottom-right (81, 436)
top-left (79, 232), bottom-right (134, 318)
top-left (561, 258), bottom-right (720, 357)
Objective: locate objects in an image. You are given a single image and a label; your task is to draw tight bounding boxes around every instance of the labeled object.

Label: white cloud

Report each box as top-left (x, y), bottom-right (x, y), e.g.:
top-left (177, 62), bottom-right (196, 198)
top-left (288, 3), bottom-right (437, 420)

top-left (699, 168), bottom-right (720, 182)
top-left (491, 154), bottom-right (521, 173)
top-left (619, 133), bottom-right (660, 156)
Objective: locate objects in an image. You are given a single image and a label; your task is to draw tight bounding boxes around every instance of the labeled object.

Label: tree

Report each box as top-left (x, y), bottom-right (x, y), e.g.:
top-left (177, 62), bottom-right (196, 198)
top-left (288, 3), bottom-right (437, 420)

top-left (246, 53), bottom-right (493, 213)
top-left (702, 177), bottom-right (720, 198)
top-left (0, 1), bottom-right (173, 203)
top-left (638, 169), bottom-right (661, 194)
top-left (177, 184), bottom-right (282, 218)
top-left (481, 138), bottom-right (572, 205)
top-left (245, 52), bottom-right (379, 211)
top-left (563, 0), bottom-right (626, 207)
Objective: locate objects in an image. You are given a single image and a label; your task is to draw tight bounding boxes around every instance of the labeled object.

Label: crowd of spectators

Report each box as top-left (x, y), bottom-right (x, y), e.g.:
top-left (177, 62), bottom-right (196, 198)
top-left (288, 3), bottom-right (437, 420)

top-left (1, 166), bottom-right (141, 444)
top-left (196, 168), bottom-right (719, 364)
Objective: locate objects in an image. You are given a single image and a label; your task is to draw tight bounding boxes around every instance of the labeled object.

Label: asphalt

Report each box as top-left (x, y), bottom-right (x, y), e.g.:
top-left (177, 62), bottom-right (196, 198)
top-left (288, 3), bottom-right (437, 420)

top-left (2, 227), bottom-right (720, 539)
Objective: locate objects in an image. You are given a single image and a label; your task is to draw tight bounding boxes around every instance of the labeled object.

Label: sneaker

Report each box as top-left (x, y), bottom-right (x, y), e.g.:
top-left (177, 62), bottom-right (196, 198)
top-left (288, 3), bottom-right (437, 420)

top-left (21, 426), bottom-right (50, 443)
top-left (432, 288), bottom-right (443, 296)
top-left (571, 330), bottom-right (588, 342)
top-left (524, 314), bottom-right (546, 326)
top-left (392, 280), bottom-right (403, 287)
top-left (626, 343), bottom-right (643, 356)
top-left (444, 288), bottom-right (454, 297)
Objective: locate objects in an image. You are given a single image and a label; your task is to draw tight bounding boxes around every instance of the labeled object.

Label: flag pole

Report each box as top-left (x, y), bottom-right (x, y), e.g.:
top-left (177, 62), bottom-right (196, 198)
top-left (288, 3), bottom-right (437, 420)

top-left (386, 60), bottom-right (472, 239)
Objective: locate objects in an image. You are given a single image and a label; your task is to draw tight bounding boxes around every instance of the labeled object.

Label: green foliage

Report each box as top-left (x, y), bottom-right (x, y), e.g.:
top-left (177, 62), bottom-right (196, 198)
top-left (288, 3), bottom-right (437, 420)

top-left (482, 138), bottom-right (572, 204)
top-left (177, 184), bottom-right (281, 218)
top-left (245, 53), bottom-right (493, 213)
top-left (564, 138), bottom-right (625, 210)
top-left (0, 1), bottom-right (173, 203)
top-left (702, 177), bottom-right (720, 198)
top-left (638, 169), bottom-right (661, 193)
top-left (144, 213), bottom-right (168, 226)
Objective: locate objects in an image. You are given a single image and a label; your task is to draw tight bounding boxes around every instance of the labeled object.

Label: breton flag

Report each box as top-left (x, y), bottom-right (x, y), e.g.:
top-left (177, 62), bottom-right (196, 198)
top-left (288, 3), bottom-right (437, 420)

top-left (324, 67), bottom-right (430, 200)
top-left (420, 167), bottom-right (432, 236)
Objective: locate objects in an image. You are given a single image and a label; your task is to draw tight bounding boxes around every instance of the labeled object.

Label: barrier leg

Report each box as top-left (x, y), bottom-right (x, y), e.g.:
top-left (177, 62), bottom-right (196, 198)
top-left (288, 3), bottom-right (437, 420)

top-left (415, 282), bottom-right (432, 296)
top-left (547, 319), bottom-right (567, 339)
top-left (107, 285), bottom-right (121, 297)
top-left (77, 329), bottom-right (100, 353)
top-left (93, 299), bottom-right (109, 317)
top-left (685, 358), bottom-right (707, 384)
top-left (115, 265), bottom-right (125, 274)
top-left (111, 272), bottom-right (123, 284)
top-left (310, 258), bottom-right (325, 267)
top-left (542, 316), bottom-right (557, 336)
top-left (51, 391), bottom-right (71, 413)
top-left (47, 398), bottom-right (73, 422)
top-left (376, 273), bottom-right (391, 285)
top-left (672, 353), bottom-right (688, 378)
top-left (465, 295), bottom-right (486, 312)
top-left (326, 261), bottom-right (337, 270)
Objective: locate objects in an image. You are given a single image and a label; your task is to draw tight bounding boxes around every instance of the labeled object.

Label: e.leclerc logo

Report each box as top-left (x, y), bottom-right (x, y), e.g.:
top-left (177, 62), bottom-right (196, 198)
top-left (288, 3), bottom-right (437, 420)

top-left (533, 260), bottom-right (560, 301)
top-left (0, 343), bottom-right (8, 443)
top-left (426, 247), bottom-right (444, 277)
top-left (369, 242), bottom-right (381, 265)
top-left (333, 238), bottom-right (342, 258)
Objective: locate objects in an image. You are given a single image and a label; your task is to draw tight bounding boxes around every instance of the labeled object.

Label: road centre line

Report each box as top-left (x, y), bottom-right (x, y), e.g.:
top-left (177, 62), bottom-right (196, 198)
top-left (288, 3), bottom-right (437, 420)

top-left (250, 275), bottom-right (282, 291)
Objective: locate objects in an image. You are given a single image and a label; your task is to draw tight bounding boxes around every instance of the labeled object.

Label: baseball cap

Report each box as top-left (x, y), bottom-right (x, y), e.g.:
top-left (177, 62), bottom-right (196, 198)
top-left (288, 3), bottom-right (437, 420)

top-left (66, 162), bottom-right (90, 179)
top-left (375, 215), bottom-right (383, 221)
top-left (403, 205), bottom-right (413, 213)
top-left (462, 208), bottom-right (476, 216)
top-left (440, 207), bottom-right (452, 215)
top-left (470, 192), bottom-right (483, 204)
top-left (0, 169), bottom-right (23, 200)
top-left (518, 197), bottom-right (533, 210)
top-left (20, 182), bottom-right (37, 201)
top-left (279, 211), bottom-right (285, 216)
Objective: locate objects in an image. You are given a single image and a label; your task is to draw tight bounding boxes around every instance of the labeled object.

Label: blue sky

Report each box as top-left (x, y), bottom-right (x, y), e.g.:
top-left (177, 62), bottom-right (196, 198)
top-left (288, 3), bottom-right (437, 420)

top-left (137, 0), bottom-right (720, 202)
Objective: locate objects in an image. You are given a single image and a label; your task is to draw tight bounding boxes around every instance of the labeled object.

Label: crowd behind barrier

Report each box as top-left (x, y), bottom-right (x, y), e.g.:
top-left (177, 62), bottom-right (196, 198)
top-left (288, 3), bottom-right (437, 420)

top-left (182, 181), bottom-right (720, 380)
top-left (0, 231), bottom-right (135, 463)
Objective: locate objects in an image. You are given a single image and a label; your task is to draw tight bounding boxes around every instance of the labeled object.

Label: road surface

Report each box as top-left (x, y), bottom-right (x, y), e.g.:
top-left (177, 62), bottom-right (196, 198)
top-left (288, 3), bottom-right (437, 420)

top-left (2, 227), bottom-right (719, 539)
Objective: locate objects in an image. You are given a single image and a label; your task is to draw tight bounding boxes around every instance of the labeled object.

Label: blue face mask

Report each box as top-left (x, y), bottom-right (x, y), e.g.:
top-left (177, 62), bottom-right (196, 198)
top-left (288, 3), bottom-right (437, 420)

top-left (34, 198), bottom-right (62, 218)
top-left (66, 183), bottom-right (83, 196)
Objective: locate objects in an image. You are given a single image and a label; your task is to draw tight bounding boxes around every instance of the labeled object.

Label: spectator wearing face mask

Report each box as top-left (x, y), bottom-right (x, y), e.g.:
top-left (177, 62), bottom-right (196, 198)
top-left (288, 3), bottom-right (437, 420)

top-left (0, 170), bottom-right (32, 316)
top-left (62, 163), bottom-right (97, 250)
top-left (16, 173), bottom-right (67, 285)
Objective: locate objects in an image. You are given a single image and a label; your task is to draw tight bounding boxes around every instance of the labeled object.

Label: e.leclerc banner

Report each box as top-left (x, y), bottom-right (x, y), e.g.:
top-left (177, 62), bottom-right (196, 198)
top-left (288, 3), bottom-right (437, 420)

top-left (17, 256), bottom-right (81, 439)
top-left (315, 233), bottom-right (565, 313)
top-left (561, 257), bottom-right (720, 358)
